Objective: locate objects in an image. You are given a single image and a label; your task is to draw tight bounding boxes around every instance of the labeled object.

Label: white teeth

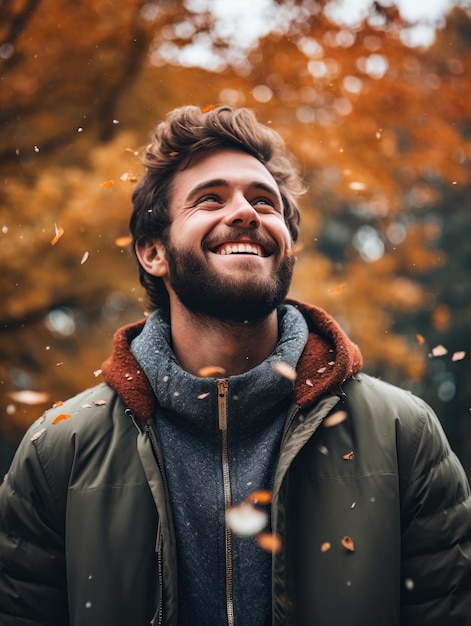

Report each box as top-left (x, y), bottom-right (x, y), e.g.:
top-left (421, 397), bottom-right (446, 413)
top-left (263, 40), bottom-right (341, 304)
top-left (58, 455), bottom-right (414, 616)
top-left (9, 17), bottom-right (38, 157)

top-left (217, 243), bottom-right (262, 256)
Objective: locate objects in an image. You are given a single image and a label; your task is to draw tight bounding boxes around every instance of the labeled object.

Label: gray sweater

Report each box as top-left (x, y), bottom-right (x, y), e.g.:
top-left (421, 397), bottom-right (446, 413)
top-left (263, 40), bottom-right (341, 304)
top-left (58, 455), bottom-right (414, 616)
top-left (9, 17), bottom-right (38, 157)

top-left (131, 305), bottom-right (308, 625)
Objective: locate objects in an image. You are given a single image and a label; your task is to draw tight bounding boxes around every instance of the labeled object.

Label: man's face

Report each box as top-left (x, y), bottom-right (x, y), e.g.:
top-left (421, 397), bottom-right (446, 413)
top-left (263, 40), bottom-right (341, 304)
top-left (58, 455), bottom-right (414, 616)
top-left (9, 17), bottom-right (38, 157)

top-left (157, 149), bottom-right (294, 323)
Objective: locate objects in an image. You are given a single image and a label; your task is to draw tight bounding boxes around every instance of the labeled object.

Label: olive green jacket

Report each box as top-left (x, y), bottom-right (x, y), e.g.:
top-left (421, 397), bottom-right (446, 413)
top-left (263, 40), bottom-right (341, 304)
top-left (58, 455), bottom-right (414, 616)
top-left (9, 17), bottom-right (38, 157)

top-left (1, 301), bottom-right (470, 625)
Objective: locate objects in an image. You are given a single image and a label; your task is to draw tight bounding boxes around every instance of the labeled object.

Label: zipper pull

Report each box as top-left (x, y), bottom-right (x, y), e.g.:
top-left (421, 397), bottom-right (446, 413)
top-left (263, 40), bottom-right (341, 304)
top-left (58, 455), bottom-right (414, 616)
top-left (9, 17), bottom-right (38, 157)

top-left (217, 379), bottom-right (229, 431)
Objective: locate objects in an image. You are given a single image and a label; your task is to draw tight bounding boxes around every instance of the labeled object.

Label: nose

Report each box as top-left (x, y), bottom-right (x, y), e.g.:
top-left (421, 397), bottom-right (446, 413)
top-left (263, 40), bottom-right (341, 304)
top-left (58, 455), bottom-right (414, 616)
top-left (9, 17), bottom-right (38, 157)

top-left (224, 195), bottom-right (261, 229)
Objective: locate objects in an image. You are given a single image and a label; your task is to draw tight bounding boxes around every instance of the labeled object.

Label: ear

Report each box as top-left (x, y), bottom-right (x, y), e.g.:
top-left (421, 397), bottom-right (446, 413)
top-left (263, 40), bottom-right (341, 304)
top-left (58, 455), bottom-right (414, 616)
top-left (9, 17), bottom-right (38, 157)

top-left (135, 239), bottom-right (169, 278)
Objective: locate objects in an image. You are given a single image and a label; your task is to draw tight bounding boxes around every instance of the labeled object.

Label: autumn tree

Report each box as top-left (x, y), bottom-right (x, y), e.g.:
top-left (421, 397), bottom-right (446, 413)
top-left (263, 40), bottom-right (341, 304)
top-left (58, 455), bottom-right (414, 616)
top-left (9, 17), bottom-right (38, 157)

top-left (1, 0), bottom-right (470, 474)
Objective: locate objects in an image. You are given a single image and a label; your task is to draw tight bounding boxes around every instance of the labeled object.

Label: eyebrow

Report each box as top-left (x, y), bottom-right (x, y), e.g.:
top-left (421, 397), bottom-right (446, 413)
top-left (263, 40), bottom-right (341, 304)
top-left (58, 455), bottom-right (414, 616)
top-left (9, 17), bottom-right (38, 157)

top-left (185, 179), bottom-right (281, 204)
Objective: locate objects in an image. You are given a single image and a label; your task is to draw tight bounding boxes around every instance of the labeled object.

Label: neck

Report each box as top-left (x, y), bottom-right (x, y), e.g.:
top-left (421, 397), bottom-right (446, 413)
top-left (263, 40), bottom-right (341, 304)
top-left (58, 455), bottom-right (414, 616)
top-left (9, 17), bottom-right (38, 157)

top-left (168, 299), bottom-right (280, 377)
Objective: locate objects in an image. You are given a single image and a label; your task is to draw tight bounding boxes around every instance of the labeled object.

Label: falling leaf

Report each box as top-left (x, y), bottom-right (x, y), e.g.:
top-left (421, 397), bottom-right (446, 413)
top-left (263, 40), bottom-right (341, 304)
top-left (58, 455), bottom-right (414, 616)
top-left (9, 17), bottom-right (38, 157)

top-left (247, 490), bottom-right (272, 505)
top-left (348, 181), bottom-right (366, 191)
top-left (416, 333), bottom-right (426, 345)
top-left (115, 235), bottom-right (132, 247)
top-left (431, 344), bottom-right (448, 357)
top-left (51, 223), bottom-right (64, 246)
top-left (202, 104), bottom-right (215, 113)
top-left (8, 390), bottom-right (50, 405)
top-left (31, 428), bottom-right (46, 441)
top-left (323, 410), bottom-right (348, 428)
top-left (225, 502), bottom-right (268, 535)
top-left (341, 536), bottom-right (355, 552)
top-left (80, 251), bottom-right (89, 265)
top-left (452, 351), bottom-right (466, 362)
top-left (343, 450), bottom-right (355, 460)
top-left (272, 361), bottom-right (297, 382)
top-left (120, 172), bottom-right (137, 183)
top-left (257, 532), bottom-right (281, 553)
top-left (198, 365), bottom-right (226, 378)
top-left (320, 542), bottom-right (331, 553)
top-left (93, 369), bottom-right (102, 378)
top-left (100, 180), bottom-right (115, 189)
top-left (286, 243), bottom-right (304, 257)
top-left (404, 578), bottom-right (415, 591)
top-left (52, 413), bottom-right (72, 425)
top-left (125, 147), bottom-right (139, 156)
top-left (329, 283), bottom-right (347, 293)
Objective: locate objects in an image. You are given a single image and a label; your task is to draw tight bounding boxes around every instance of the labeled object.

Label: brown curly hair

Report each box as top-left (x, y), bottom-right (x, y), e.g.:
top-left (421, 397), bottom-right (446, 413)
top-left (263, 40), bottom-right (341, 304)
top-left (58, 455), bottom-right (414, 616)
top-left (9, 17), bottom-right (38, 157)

top-left (130, 105), bottom-right (304, 310)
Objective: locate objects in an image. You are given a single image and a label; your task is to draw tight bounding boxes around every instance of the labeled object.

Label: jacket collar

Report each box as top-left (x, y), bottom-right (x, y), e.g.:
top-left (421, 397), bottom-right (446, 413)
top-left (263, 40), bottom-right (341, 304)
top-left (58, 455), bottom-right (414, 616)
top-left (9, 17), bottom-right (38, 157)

top-left (101, 298), bottom-right (363, 421)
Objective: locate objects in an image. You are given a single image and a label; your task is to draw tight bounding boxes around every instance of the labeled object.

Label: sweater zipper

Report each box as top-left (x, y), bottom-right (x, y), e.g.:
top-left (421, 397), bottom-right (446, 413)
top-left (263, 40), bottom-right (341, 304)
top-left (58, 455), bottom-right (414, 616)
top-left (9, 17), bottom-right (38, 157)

top-left (217, 379), bottom-right (234, 626)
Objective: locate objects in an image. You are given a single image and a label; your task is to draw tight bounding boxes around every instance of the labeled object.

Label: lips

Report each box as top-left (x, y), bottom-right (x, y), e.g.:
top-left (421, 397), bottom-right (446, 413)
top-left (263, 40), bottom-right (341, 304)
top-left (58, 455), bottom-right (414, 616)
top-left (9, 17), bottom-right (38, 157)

top-left (214, 242), bottom-right (265, 256)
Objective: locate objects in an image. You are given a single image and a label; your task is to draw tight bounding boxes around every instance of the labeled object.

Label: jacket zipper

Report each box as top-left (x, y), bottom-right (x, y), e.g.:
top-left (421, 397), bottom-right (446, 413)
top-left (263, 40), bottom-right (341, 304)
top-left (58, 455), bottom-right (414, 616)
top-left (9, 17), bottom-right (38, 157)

top-left (129, 408), bottom-right (167, 626)
top-left (143, 420), bottom-right (166, 626)
top-left (217, 379), bottom-right (234, 626)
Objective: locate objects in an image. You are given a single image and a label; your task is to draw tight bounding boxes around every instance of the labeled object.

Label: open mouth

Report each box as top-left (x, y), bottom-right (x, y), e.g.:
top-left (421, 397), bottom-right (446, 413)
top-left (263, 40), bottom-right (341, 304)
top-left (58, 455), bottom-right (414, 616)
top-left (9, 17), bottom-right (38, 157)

top-left (213, 242), bottom-right (267, 257)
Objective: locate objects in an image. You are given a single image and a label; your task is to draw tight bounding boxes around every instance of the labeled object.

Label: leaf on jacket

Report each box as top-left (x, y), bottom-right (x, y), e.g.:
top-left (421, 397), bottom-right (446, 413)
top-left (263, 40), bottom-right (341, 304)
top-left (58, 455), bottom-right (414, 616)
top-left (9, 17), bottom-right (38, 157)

top-left (93, 399), bottom-right (107, 406)
top-left (272, 361), bottom-right (297, 381)
top-left (320, 542), bottom-right (331, 553)
top-left (198, 365), bottom-right (227, 378)
top-left (52, 413), bottom-right (72, 425)
top-left (197, 392), bottom-right (210, 399)
top-left (225, 502), bottom-right (268, 536)
top-left (341, 536), bottom-right (355, 552)
top-left (31, 428), bottom-right (46, 441)
top-left (257, 532), bottom-right (282, 553)
top-left (247, 490), bottom-right (272, 505)
top-left (323, 410), bottom-right (348, 427)
top-left (343, 450), bottom-right (355, 460)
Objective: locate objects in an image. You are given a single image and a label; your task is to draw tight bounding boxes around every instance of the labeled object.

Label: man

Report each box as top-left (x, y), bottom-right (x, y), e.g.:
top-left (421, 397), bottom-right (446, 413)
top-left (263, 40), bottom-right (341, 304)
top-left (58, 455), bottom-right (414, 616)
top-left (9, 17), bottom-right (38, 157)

top-left (1, 105), bottom-right (470, 626)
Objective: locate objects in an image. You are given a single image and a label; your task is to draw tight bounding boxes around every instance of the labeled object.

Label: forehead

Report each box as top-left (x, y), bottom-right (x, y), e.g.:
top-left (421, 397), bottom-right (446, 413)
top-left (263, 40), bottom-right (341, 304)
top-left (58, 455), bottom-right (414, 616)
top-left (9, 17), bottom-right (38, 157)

top-left (170, 149), bottom-right (280, 202)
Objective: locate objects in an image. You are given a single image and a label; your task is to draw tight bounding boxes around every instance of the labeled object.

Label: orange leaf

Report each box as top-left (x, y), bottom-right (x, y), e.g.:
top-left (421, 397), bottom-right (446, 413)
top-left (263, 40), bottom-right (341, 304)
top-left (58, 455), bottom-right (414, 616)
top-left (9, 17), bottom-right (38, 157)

top-left (247, 490), bottom-right (272, 505)
top-left (100, 180), bottom-right (115, 189)
top-left (257, 532), bottom-right (282, 553)
top-left (320, 542), bottom-right (332, 553)
top-left (169, 151), bottom-right (179, 157)
top-left (52, 413), bottom-right (71, 425)
top-left (201, 104), bottom-right (216, 113)
top-left (51, 223), bottom-right (64, 246)
top-left (329, 283), bottom-right (346, 293)
top-left (115, 236), bottom-right (132, 247)
top-left (416, 333), bottom-right (426, 345)
top-left (198, 366), bottom-right (226, 378)
top-left (341, 536), bottom-right (355, 552)
top-left (343, 450), bottom-right (355, 460)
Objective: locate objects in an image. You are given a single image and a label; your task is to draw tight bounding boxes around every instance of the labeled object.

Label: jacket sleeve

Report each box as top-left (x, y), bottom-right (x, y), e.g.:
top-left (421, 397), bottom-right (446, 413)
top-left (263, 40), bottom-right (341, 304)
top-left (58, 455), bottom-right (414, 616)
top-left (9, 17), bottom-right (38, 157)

top-left (399, 398), bottom-right (471, 625)
top-left (0, 420), bottom-right (69, 626)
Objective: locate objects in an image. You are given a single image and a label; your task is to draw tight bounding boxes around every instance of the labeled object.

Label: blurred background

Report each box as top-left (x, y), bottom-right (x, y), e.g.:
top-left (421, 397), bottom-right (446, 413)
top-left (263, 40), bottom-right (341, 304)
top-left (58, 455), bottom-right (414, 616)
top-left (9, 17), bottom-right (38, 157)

top-left (1, 0), bottom-right (470, 477)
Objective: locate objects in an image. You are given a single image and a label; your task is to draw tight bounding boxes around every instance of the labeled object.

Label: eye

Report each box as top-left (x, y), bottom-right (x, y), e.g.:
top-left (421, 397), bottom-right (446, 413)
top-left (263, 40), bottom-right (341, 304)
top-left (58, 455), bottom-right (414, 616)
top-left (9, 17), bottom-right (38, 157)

top-left (252, 197), bottom-right (281, 213)
top-left (196, 194), bottom-right (223, 207)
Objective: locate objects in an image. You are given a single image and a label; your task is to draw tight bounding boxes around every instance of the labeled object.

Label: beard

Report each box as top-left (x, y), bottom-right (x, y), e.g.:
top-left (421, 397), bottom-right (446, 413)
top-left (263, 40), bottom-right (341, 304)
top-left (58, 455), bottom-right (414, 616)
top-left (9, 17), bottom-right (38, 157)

top-left (164, 240), bottom-right (294, 323)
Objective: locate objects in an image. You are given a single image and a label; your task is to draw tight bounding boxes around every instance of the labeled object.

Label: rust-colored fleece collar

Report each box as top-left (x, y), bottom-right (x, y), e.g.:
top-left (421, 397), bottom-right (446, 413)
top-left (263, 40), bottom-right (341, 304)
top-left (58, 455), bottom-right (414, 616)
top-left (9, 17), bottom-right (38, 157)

top-left (101, 299), bottom-right (363, 421)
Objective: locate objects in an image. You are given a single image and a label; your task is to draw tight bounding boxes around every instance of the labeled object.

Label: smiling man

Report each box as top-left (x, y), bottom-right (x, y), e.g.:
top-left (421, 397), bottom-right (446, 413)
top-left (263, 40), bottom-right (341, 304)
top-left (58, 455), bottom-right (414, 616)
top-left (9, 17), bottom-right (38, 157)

top-left (1, 105), bottom-right (470, 626)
